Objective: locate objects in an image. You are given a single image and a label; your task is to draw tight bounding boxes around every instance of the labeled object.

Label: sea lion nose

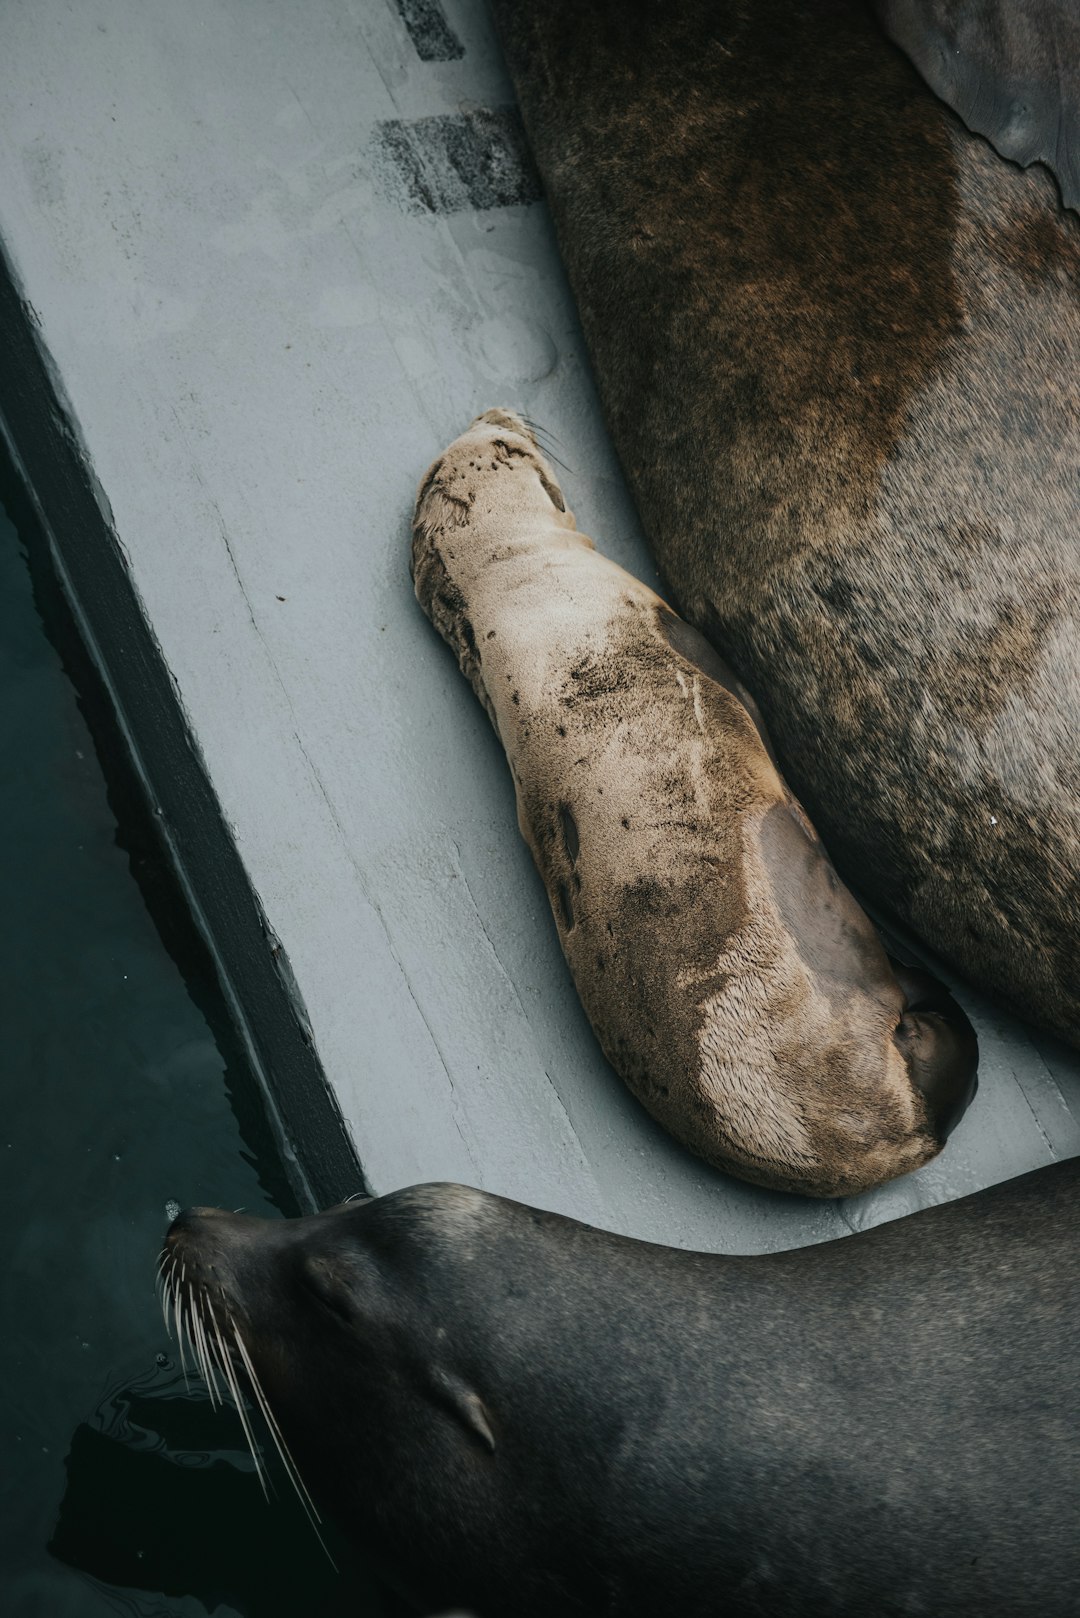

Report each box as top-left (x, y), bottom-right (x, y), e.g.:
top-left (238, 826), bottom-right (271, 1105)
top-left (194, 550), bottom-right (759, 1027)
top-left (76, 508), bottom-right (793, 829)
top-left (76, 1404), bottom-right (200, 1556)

top-left (890, 961), bottom-right (979, 1142)
top-left (167, 1204), bottom-right (224, 1231)
top-left (164, 1205), bottom-right (234, 1256)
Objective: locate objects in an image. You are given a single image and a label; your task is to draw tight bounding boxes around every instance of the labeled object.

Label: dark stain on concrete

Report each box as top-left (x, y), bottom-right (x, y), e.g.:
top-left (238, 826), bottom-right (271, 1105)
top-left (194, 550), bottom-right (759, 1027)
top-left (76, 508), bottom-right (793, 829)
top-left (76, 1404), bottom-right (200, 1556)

top-left (393, 0), bottom-right (464, 63)
top-left (374, 107), bottom-right (542, 214)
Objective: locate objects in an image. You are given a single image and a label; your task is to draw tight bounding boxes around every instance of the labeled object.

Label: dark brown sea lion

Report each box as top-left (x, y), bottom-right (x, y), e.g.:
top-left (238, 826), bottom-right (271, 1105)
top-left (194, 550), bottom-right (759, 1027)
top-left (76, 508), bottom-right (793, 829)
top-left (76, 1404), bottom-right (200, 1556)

top-left (491, 0), bottom-right (1080, 1046)
top-left (412, 410), bottom-right (975, 1196)
top-left (161, 1160), bottom-right (1080, 1617)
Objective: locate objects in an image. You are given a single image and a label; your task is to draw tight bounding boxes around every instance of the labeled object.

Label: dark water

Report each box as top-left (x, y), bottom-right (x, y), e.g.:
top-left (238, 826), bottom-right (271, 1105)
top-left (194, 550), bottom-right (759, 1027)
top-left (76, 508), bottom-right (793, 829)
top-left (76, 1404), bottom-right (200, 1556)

top-left (0, 464), bottom-right (393, 1615)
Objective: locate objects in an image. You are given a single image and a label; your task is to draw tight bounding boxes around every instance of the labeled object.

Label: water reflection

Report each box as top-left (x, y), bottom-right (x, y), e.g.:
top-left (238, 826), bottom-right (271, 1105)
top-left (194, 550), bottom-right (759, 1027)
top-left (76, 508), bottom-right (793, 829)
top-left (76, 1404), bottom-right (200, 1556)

top-left (0, 453), bottom-right (386, 1613)
top-left (49, 1366), bottom-right (366, 1616)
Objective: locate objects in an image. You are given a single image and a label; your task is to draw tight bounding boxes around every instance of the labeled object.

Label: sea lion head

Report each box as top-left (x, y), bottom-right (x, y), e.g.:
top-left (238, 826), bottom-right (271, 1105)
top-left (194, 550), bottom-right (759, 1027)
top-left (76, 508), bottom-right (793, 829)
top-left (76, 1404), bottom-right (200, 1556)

top-left (161, 1188), bottom-right (509, 1501)
top-left (161, 1186), bottom-right (590, 1606)
top-left (413, 408), bottom-right (578, 552)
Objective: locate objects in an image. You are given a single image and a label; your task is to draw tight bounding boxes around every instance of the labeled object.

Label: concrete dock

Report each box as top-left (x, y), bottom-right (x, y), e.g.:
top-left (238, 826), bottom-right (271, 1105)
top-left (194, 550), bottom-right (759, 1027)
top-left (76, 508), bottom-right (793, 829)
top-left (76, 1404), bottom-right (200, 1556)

top-left (1, 0), bottom-right (1077, 1248)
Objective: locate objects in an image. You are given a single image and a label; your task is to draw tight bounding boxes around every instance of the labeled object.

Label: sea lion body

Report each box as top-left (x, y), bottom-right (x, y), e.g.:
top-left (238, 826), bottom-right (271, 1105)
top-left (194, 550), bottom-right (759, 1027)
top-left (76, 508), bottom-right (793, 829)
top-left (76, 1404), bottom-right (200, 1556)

top-left (492, 0), bottom-right (1080, 1045)
top-left (163, 1161), bottom-right (1080, 1616)
top-left (412, 412), bottom-right (975, 1196)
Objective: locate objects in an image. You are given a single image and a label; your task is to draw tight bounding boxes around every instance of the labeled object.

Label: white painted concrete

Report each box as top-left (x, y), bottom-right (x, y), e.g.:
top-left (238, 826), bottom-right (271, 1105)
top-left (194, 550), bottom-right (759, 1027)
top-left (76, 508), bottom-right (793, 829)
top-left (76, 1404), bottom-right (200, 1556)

top-left (1, 0), bottom-right (1076, 1251)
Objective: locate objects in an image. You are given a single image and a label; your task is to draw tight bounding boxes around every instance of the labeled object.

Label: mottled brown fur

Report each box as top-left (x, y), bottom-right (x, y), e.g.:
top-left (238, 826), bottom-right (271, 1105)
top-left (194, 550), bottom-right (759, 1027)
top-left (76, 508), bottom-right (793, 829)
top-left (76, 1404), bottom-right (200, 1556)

top-left (412, 412), bottom-right (976, 1196)
top-left (492, 0), bottom-right (1080, 1044)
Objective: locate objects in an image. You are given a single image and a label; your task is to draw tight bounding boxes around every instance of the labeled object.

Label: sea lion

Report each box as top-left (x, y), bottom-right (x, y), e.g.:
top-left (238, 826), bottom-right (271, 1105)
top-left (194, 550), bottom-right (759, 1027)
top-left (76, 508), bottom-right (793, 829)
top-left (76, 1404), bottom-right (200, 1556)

top-left (411, 411), bottom-right (976, 1197)
top-left (874, 0), bottom-right (1080, 211)
top-left (161, 1159), bottom-right (1080, 1617)
top-left (491, 0), bottom-right (1080, 1046)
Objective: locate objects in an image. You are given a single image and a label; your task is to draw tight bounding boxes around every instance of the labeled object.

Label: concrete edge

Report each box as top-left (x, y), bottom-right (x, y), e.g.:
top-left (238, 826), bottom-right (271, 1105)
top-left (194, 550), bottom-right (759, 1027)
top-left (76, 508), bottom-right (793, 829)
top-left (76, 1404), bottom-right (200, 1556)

top-left (0, 240), bottom-right (363, 1214)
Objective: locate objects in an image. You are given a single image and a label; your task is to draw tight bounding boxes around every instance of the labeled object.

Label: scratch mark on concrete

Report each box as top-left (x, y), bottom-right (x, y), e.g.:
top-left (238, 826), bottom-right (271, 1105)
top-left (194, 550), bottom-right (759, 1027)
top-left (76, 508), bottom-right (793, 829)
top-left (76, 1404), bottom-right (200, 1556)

top-left (1007, 1061), bottom-right (1061, 1160)
top-left (449, 837), bottom-right (594, 1173)
top-left (173, 405), bottom-right (478, 1171)
top-left (291, 730), bottom-right (482, 1178)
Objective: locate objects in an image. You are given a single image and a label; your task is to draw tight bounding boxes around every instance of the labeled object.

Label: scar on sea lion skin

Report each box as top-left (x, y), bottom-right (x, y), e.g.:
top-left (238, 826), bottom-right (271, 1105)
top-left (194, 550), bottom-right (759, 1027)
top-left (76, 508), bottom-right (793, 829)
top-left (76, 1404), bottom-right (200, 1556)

top-left (411, 411), bottom-right (977, 1197)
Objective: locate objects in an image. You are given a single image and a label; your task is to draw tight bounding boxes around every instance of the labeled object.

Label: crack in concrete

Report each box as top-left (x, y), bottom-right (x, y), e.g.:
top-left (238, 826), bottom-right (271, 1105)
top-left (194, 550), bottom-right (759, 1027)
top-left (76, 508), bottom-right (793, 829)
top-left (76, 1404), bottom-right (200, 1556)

top-left (1007, 1059), bottom-right (1061, 1160)
top-left (291, 731), bottom-right (483, 1178)
top-left (450, 837), bottom-right (595, 1174)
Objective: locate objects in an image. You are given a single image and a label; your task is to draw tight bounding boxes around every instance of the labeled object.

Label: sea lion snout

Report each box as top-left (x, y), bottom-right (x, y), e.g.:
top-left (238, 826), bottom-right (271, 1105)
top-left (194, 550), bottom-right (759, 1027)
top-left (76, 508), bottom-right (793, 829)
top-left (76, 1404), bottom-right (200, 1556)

top-left (418, 409), bottom-right (574, 531)
top-left (164, 1205), bottom-right (295, 1318)
top-left (471, 406), bottom-right (534, 439)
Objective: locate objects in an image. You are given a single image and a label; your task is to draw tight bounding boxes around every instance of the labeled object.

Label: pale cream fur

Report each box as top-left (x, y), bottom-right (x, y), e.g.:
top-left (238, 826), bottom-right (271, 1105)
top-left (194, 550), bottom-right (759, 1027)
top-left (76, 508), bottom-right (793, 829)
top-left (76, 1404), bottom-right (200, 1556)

top-left (411, 411), bottom-right (953, 1196)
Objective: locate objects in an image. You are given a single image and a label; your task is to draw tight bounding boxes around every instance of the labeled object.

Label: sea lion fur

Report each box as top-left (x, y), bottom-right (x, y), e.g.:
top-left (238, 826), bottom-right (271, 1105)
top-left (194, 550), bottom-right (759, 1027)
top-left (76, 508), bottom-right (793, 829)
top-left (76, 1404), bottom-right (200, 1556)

top-left (491, 0), bottom-right (1080, 1046)
top-left (411, 411), bottom-right (975, 1196)
top-left (162, 1160), bottom-right (1080, 1616)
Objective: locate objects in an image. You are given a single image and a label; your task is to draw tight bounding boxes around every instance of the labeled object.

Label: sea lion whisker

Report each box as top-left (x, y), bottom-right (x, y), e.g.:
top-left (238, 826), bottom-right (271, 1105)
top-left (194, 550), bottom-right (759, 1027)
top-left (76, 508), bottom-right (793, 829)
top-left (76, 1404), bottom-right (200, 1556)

top-left (173, 1288), bottom-right (192, 1392)
top-left (520, 413), bottom-right (566, 447)
top-left (172, 1273), bottom-right (186, 1345)
top-left (206, 1303), bottom-right (271, 1501)
top-left (511, 412), bottom-right (573, 471)
top-left (534, 439), bottom-right (574, 475)
top-left (526, 432), bottom-right (574, 474)
top-left (230, 1321), bottom-right (323, 1523)
top-left (229, 1318), bottom-right (338, 1569)
top-left (156, 1254), bottom-right (173, 1326)
top-left (200, 1316), bottom-right (223, 1408)
top-left (192, 1311), bottom-right (213, 1402)
top-left (191, 1300), bottom-right (222, 1407)
top-left (184, 1294), bottom-right (207, 1393)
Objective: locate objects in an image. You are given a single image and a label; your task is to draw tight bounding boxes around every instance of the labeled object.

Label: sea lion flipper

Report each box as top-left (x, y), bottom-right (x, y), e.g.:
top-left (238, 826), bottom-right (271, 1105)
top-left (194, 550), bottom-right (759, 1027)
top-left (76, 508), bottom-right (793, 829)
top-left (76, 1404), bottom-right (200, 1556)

top-left (874, 0), bottom-right (1080, 211)
top-left (889, 960), bottom-right (979, 1142)
top-left (432, 1372), bottom-right (497, 1453)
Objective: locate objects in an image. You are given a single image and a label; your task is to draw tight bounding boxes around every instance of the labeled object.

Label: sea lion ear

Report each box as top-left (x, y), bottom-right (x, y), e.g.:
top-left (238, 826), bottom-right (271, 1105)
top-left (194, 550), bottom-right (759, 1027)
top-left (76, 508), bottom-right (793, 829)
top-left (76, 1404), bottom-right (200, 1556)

top-left (873, 0), bottom-right (1080, 213)
top-left (432, 1372), bottom-right (497, 1453)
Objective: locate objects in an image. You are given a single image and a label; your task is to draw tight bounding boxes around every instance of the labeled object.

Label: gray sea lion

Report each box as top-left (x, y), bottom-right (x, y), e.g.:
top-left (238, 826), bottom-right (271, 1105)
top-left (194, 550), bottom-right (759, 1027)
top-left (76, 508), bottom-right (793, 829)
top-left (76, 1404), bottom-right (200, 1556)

top-left (161, 1159), bottom-right (1080, 1617)
top-left (491, 0), bottom-right (1080, 1046)
top-left (875, 0), bottom-right (1080, 211)
top-left (412, 411), bottom-right (976, 1197)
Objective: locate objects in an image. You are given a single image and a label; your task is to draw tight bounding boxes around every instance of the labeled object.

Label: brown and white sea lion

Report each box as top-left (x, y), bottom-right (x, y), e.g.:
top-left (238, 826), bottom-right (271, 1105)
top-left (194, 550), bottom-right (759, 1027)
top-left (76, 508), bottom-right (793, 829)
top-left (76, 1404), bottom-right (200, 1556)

top-left (491, 0), bottom-right (1080, 1046)
top-left (411, 411), bottom-right (976, 1197)
top-left (161, 1159), bottom-right (1080, 1617)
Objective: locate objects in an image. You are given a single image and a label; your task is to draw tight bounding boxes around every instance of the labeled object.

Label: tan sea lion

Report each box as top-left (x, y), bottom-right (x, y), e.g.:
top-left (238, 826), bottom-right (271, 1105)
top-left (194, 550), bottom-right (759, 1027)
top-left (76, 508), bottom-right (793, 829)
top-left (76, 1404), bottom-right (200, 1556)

top-left (491, 0), bottom-right (1080, 1047)
top-left (411, 411), bottom-right (976, 1197)
top-left (161, 1158), bottom-right (1080, 1616)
